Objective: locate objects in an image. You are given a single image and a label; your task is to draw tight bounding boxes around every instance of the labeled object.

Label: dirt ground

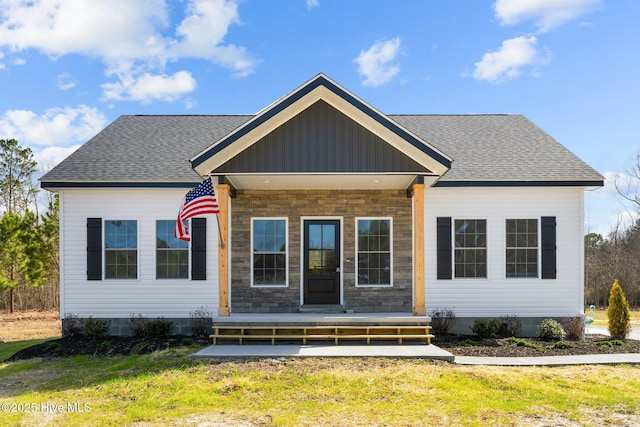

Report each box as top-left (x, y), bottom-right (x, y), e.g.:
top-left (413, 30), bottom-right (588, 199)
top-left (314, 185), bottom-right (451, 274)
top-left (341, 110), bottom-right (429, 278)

top-left (0, 310), bottom-right (61, 343)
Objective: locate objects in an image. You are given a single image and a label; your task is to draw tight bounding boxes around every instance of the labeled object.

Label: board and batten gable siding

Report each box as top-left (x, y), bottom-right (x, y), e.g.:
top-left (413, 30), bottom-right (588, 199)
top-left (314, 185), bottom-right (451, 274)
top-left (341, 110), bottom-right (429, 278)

top-left (59, 188), bottom-right (220, 318)
top-left (424, 186), bottom-right (585, 318)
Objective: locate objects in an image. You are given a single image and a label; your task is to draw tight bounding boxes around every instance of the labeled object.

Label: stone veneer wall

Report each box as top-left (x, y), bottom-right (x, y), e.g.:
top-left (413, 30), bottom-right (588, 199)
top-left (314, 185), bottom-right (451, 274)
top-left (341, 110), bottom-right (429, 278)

top-left (230, 189), bottom-right (413, 313)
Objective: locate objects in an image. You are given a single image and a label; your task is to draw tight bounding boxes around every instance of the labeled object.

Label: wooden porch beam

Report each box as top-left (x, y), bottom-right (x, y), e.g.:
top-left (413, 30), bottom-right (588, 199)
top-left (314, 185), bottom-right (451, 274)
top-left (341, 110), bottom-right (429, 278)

top-left (413, 182), bottom-right (426, 316)
top-left (217, 183), bottom-right (230, 316)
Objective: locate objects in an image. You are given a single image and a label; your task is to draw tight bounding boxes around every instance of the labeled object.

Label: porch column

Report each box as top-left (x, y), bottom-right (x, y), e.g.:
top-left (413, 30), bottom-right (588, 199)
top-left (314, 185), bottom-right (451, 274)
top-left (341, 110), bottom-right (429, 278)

top-left (413, 182), bottom-right (426, 316)
top-left (217, 184), bottom-right (230, 316)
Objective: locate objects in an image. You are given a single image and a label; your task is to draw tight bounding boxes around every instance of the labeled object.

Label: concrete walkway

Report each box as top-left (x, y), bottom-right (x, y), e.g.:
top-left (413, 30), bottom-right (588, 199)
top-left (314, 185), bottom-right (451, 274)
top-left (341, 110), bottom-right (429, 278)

top-left (192, 343), bottom-right (455, 362)
top-left (455, 353), bottom-right (640, 366)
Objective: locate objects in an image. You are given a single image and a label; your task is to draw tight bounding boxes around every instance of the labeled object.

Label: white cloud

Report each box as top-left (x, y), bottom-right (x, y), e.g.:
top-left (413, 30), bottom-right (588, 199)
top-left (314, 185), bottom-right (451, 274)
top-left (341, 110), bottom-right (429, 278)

top-left (354, 37), bottom-right (402, 87)
top-left (57, 72), bottom-right (77, 90)
top-left (0, 105), bottom-right (107, 147)
top-left (0, 0), bottom-right (256, 103)
top-left (34, 145), bottom-right (81, 172)
top-left (494, 0), bottom-right (602, 32)
top-left (101, 71), bottom-right (197, 103)
top-left (306, 0), bottom-right (319, 9)
top-left (473, 36), bottom-right (549, 83)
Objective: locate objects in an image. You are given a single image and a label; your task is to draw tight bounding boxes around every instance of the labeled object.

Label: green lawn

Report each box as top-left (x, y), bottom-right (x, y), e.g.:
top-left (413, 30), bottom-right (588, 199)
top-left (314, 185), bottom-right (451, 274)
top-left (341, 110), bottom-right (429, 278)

top-left (589, 309), bottom-right (640, 326)
top-left (1, 346), bottom-right (639, 426)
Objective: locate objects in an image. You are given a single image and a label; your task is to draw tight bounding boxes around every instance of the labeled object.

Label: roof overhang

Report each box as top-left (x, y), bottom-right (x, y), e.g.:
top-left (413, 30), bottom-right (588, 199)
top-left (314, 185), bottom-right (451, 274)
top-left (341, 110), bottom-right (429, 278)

top-left (191, 74), bottom-right (452, 179)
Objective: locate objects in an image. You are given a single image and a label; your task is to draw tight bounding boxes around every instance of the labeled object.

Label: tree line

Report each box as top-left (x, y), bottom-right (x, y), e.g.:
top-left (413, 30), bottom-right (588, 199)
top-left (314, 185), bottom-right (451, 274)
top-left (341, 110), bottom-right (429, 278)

top-left (585, 153), bottom-right (640, 308)
top-left (0, 139), bottom-right (59, 312)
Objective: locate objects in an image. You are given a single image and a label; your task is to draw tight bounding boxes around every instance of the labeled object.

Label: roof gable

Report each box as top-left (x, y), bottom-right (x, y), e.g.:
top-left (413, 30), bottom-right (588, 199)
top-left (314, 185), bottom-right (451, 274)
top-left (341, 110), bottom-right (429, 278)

top-left (191, 74), bottom-right (452, 177)
top-left (214, 100), bottom-right (432, 175)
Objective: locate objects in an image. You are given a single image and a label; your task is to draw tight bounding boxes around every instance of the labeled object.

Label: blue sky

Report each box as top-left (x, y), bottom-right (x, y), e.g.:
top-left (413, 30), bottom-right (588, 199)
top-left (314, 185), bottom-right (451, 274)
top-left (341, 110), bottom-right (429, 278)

top-left (0, 0), bottom-right (638, 236)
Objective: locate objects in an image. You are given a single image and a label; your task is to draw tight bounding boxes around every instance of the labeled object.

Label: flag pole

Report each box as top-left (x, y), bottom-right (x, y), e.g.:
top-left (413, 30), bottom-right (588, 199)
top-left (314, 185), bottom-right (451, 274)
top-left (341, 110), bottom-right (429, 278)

top-left (216, 215), bottom-right (225, 250)
top-left (210, 174), bottom-right (225, 250)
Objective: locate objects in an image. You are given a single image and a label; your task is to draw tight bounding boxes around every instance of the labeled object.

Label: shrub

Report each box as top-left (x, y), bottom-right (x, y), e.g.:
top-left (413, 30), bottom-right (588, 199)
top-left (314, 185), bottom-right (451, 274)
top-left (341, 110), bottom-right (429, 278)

top-left (129, 314), bottom-right (148, 338)
top-left (181, 337), bottom-right (194, 346)
top-left (131, 341), bottom-right (148, 355)
top-left (607, 279), bottom-right (631, 339)
top-left (552, 341), bottom-right (574, 350)
top-left (471, 318), bottom-right (500, 339)
top-left (562, 317), bottom-right (585, 341)
top-left (595, 339), bottom-right (624, 349)
top-left (536, 318), bottom-right (565, 341)
top-left (429, 307), bottom-right (456, 336)
top-left (84, 317), bottom-right (110, 341)
top-left (499, 314), bottom-right (522, 337)
top-left (145, 317), bottom-right (174, 338)
top-left (457, 339), bottom-right (478, 347)
top-left (189, 306), bottom-right (212, 337)
top-left (99, 341), bottom-right (114, 353)
top-left (62, 313), bottom-right (83, 338)
top-left (507, 337), bottom-right (546, 352)
top-left (45, 342), bottom-right (62, 354)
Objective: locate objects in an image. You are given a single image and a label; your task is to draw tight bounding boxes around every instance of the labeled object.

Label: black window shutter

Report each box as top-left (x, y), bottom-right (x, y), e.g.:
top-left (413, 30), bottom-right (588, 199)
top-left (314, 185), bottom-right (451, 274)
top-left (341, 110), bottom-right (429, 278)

top-left (437, 217), bottom-right (452, 280)
top-left (87, 218), bottom-right (102, 280)
top-left (541, 216), bottom-right (557, 279)
top-left (191, 218), bottom-right (207, 280)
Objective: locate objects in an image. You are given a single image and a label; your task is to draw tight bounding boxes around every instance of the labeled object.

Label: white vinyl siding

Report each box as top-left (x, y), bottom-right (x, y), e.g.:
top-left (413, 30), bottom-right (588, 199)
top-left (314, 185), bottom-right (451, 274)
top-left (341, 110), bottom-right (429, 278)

top-left (424, 186), bottom-right (584, 318)
top-left (58, 188), bottom-right (221, 318)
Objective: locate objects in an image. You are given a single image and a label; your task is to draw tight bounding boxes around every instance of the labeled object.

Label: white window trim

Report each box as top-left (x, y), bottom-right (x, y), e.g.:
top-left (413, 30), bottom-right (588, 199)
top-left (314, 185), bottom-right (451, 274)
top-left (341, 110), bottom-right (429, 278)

top-left (504, 217), bottom-right (540, 279)
top-left (251, 217), bottom-right (289, 288)
top-left (452, 218), bottom-right (488, 280)
top-left (104, 219), bottom-right (140, 281)
top-left (355, 217), bottom-right (393, 288)
top-left (155, 219), bottom-right (191, 281)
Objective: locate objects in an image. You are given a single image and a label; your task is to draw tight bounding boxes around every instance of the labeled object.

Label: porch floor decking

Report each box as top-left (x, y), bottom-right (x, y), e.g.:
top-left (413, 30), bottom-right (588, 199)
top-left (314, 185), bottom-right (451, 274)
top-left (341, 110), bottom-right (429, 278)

top-left (210, 313), bottom-right (434, 346)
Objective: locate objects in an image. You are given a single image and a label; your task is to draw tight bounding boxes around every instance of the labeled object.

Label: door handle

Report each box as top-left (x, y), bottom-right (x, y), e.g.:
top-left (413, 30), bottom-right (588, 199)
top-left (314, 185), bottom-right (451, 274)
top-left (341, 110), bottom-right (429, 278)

top-left (336, 267), bottom-right (340, 273)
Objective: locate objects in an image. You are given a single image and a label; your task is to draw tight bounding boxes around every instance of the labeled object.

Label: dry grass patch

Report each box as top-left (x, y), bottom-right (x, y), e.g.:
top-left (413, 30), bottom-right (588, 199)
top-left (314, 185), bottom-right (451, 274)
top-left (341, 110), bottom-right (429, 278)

top-left (0, 310), bottom-right (61, 342)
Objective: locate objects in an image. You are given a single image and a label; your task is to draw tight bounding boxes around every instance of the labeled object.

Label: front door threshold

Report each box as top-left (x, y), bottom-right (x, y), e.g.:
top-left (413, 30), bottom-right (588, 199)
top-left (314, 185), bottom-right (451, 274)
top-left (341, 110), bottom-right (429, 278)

top-left (299, 304), bottom-right (345, 314)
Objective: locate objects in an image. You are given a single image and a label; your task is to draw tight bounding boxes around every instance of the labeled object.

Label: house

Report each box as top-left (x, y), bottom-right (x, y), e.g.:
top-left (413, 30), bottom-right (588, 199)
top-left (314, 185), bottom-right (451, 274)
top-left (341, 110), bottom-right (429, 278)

top-left (40, 74), bottom-right (603, 336)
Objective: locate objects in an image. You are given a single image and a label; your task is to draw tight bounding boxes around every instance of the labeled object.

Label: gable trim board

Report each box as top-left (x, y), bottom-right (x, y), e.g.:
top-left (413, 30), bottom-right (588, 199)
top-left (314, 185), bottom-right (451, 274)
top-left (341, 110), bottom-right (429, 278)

top-left (40, 74), bottom-right (604, 336)
top-left (190, 74), bottom-right (452, 178)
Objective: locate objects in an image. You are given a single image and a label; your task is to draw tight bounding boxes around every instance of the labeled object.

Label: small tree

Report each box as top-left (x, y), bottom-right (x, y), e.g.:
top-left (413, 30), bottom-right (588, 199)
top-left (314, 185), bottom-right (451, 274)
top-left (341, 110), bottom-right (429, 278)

top-left (607, 279), bottom-right (631, 339)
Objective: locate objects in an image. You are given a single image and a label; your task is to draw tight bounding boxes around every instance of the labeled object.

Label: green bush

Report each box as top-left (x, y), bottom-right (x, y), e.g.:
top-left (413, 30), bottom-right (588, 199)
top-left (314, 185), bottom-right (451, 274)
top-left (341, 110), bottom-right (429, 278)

top-left (471, 318), bottom-right (500, 339)
top-left (607, 279), bottom-right (631, 339)
top-left (145, 317), bottom-right (175, 338)
top-left (84, 317), bottom-right (110, 341)
top-left (552, 341), bottom-right (574, 350)
top-left (536, 318), bottom-right (565, 341)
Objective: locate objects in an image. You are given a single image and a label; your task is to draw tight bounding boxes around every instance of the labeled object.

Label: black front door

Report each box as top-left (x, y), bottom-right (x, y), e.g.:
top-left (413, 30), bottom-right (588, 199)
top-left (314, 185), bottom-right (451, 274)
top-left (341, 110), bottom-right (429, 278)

top-left (303, 220), bottom-right (341, 305)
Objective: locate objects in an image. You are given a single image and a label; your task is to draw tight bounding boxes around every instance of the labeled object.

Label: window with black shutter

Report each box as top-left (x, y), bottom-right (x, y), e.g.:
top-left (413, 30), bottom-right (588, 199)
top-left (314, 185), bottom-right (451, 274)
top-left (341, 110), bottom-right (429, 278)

top-left (87, 218), bottom-right (102, 280)
top-left (541, 216), bottom-right (557, 279)
top-left (436, 217), bottom-right (452, 280)
top-left (191, 218), bottom-right (207, 280)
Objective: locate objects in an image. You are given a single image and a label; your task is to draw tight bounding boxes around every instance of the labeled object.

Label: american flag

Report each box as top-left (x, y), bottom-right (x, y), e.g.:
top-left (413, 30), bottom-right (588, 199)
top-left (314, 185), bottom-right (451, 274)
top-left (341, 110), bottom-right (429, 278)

top-left (174, 177), bottom-right (220, 241)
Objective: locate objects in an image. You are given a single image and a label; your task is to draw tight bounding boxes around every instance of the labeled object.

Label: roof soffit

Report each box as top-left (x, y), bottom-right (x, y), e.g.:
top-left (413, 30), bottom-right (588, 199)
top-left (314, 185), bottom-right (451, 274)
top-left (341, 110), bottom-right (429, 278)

top-left (191, 74), bottom-right (452, 177)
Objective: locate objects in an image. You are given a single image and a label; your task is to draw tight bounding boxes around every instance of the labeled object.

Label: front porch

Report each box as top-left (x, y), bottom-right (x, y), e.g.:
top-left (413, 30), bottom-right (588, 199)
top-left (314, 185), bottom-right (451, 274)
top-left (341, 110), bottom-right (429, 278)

top-left (209, 312), bottom-right (434, 346)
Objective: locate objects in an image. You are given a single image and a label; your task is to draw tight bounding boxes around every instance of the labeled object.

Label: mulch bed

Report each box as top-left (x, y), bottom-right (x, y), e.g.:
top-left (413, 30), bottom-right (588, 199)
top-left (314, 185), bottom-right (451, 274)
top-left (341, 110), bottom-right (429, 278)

top-left (434, 334), bottom-right (640, 357)
top-left (5, 334), bottom-right (640, 361)
top-left (6, 335), bottom-right (209, 362)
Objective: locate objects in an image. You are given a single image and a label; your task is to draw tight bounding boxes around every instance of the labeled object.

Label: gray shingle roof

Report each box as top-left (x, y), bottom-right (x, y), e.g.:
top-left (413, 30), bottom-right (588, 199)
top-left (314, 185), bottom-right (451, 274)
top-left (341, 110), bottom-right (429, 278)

top-left (40, 113), bottom-right (603, 187)
top-left (41, 115), bottom-right (252, 185)
top-left (391, 114), bottom-right (603, 183)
